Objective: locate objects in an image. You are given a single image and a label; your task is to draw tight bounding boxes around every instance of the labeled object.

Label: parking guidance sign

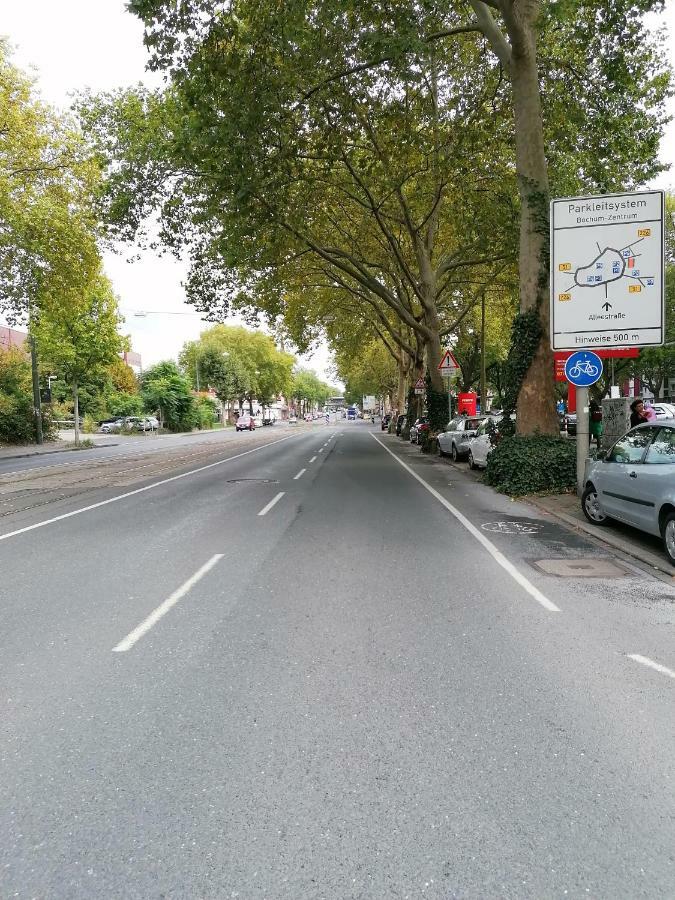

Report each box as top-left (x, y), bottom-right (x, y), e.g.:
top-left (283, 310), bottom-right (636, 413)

top-left (550, 190), bottom-right (664, 350)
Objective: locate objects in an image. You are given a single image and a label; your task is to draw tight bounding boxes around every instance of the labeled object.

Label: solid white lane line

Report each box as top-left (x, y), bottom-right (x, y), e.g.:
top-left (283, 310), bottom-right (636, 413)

top-left (257, 491), bottom-right (286, 516)
top-left (112, 554), bottom-right (223, 652)
top-left (0, 434), bottom-right (299, 544)
top-left (628, 654), bottom-right (675, 680)
top-left (293, 468), bottom-right (307, 480)
top-left (370, 434), bottom-right (560, 613)
top-left (309, 456), bottom-right (317, 463)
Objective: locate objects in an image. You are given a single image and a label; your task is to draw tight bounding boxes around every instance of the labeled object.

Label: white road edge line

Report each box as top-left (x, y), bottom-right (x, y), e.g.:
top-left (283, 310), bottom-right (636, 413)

top-left (309, 456), bottom-right (317, 463)
top-left (370, 434), bottom-right (560, 613)
top-left (257, 491), bottom-right (286, 516)
top-left (628, 653), bottom-right (675, 680)
top-left (293, 468), bottom-right (307, 480)
top-left (0, 434), bottom-right (299, 544)
top-left (318, 448), bottom-right (324, 453)
top-left (113, 554), bottom-right (223, 652)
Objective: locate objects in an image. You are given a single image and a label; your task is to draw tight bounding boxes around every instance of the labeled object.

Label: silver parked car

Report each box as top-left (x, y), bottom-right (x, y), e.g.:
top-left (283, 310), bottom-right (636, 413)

top-left (582, 420), bottom-right (675, 565)
top-left (437, 415), bottom-right (485, 461)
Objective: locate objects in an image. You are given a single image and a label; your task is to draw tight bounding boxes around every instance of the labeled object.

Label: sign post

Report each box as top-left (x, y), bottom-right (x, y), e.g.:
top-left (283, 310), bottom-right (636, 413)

top-left (564, 351), bottom-right (603, 495)
top-left (438, 350), bottom-right (460, 420)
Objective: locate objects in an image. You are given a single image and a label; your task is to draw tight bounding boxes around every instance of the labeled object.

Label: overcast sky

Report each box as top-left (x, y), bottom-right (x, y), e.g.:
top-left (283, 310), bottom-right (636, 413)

top-left (1, 1), bottom-right (673, 376)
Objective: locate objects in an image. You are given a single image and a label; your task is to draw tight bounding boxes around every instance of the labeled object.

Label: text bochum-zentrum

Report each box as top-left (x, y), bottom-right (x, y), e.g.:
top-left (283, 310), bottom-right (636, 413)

top-left (568, 198), bottom-right (648, 225)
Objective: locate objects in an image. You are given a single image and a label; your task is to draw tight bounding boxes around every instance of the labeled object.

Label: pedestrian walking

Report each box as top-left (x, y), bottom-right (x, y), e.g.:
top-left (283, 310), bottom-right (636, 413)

top-left (630, 399), bottom-right (649, 428)
top-left (589, 400), bottom-right (603, 450)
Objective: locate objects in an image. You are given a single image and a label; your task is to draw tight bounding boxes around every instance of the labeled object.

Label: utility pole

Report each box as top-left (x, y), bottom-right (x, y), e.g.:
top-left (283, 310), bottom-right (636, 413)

top-left (29, 330), bottom-right (43, 445)
top-left (480, 290), bottom-right (487, 413)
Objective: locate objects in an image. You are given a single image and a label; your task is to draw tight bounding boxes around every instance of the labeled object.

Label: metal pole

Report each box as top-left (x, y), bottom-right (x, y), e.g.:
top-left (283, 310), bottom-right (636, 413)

top-left (29, 332), bottom-right (43, 445)
top-left (576, 385), bottom-right (589, 496)
top-left (480, 291), bottom-right (486, 413)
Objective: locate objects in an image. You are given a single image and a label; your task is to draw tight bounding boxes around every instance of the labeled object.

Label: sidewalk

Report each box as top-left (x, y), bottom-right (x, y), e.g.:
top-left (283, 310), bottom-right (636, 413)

top-left (0, 433), bottom-right (118, 461)
top-left (528, 491), bottom-right (674, 578)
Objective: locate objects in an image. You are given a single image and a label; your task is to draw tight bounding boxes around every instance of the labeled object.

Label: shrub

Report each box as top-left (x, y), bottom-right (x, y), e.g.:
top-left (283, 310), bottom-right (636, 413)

top-left (0, 348), bottom-right (46, 444)
top-left (196, 396), bottom-right (218, 429)
top-left (82, 413), bottom-right (97, 433)
top-left (485, 434), bottom-right (576, 495)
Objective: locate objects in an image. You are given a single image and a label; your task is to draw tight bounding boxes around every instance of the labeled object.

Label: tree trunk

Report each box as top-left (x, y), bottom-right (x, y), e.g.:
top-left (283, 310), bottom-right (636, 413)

top-left (509, 11), bottom-right (558, 435)
top-left (424, 324), bottom-right (445, 394)
top-left (396, 358), bottom-right (407, 415)
top-left (73, 380), bottom-right (80, 446)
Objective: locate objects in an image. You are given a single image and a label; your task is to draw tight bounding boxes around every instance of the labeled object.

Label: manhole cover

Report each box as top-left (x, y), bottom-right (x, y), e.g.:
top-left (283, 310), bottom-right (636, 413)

top-left (226, 478), bottom-right (279, 484)
top-left (531, 558), bottom-right (630, 578)
top-left (482, 521), bottom-right (544, 535)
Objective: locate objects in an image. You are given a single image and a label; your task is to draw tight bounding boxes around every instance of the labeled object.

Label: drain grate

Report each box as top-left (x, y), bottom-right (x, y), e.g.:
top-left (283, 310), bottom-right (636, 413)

top-left (227, 478), bottom-right (279, 484)
top-left (531, 558), bottom-right (630, 578)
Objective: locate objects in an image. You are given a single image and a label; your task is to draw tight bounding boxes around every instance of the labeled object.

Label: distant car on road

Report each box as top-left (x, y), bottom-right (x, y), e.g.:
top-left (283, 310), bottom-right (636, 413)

top-left (236, 414), bottom-right (255, 432)
top-left (565, 412), bottom-right (577, 436)
top-left (262, 415), bottom-right (276, 426)
top-left (582, 421), bottom-right (675, 565)
top-left (437, 416), bottom-right (485, 461)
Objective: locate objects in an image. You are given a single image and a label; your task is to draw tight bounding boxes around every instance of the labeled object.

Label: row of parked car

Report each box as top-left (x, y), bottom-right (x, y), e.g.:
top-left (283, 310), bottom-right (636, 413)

top-left (398, 412), bottom-right (506, 470)
top-left (99, 416), bottom-right (160, 433)
top-left (394, 409), bottom-right (675, 566)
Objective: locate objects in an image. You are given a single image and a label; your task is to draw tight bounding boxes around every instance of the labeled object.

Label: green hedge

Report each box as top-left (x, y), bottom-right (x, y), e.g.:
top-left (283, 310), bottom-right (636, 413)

top-left (485, 434), bottom-right (576, 495)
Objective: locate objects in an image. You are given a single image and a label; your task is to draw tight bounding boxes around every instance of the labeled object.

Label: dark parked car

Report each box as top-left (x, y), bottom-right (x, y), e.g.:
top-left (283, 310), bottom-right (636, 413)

top-left (565, 413), bottom-right (577, 436)
top-left (381, 414), bottom-right (392, 431)
top-left (395, 415), bottom-right (406, 436)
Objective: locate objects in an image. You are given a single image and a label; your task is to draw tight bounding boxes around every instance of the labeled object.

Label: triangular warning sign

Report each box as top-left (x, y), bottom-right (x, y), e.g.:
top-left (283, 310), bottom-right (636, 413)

top-left (438, 350), bottom-right (459, 371)
top-left (414, 377), bottom-right (425, 389)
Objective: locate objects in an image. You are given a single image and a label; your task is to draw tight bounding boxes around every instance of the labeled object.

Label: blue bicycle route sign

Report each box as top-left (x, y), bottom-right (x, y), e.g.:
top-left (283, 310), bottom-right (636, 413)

top-left (564, 350), bottom-right (603, 387)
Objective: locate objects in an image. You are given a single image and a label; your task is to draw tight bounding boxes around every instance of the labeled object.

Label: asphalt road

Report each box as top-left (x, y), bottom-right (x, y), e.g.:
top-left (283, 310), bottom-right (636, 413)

top-left (1, 421), bottom-right (674, 899)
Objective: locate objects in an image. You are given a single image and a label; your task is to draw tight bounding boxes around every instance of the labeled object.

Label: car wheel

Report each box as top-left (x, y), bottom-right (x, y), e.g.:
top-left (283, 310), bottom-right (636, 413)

top-left (662, 512), bottom-right (675, 566)
top-left (468, 450), bottom-right (476, 470)
top-left (581, 484), bottom-right (608, 526)
top-left (451, 444), bottom-right (459, 462)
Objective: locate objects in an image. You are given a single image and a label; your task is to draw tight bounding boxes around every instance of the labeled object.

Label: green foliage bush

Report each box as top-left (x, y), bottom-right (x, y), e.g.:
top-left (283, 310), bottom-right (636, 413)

top-left (82, 413), bottom-right (97, 433)
top-left (196, 396), bottom-right (218, 429)
top-left (141, 361), bottom-right (197, 432)
top-left (485, 434), bottom-right (576, 495)
top-left (0, 348), bottom-right (55, 444)
top-left (425, 375), bottom-right (449, 433)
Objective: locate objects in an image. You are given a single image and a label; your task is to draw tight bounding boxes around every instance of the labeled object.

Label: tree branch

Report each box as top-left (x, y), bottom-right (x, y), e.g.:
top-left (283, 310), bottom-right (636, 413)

top-left (469, 1), bottom-right (512, 67)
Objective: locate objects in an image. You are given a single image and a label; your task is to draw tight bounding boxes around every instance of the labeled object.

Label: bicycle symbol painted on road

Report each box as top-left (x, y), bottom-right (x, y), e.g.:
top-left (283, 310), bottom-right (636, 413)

top-left (481, 521), bottom-right (544, 535)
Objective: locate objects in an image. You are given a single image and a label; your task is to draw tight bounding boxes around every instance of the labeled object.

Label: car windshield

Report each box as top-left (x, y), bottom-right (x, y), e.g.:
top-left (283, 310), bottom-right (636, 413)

top-left (645, 427), bottom-right (675, 464)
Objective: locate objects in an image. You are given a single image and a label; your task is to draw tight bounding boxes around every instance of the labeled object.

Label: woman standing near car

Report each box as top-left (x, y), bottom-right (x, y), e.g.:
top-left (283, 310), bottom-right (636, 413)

top-left (630, 399), bottom-right (649, 428)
